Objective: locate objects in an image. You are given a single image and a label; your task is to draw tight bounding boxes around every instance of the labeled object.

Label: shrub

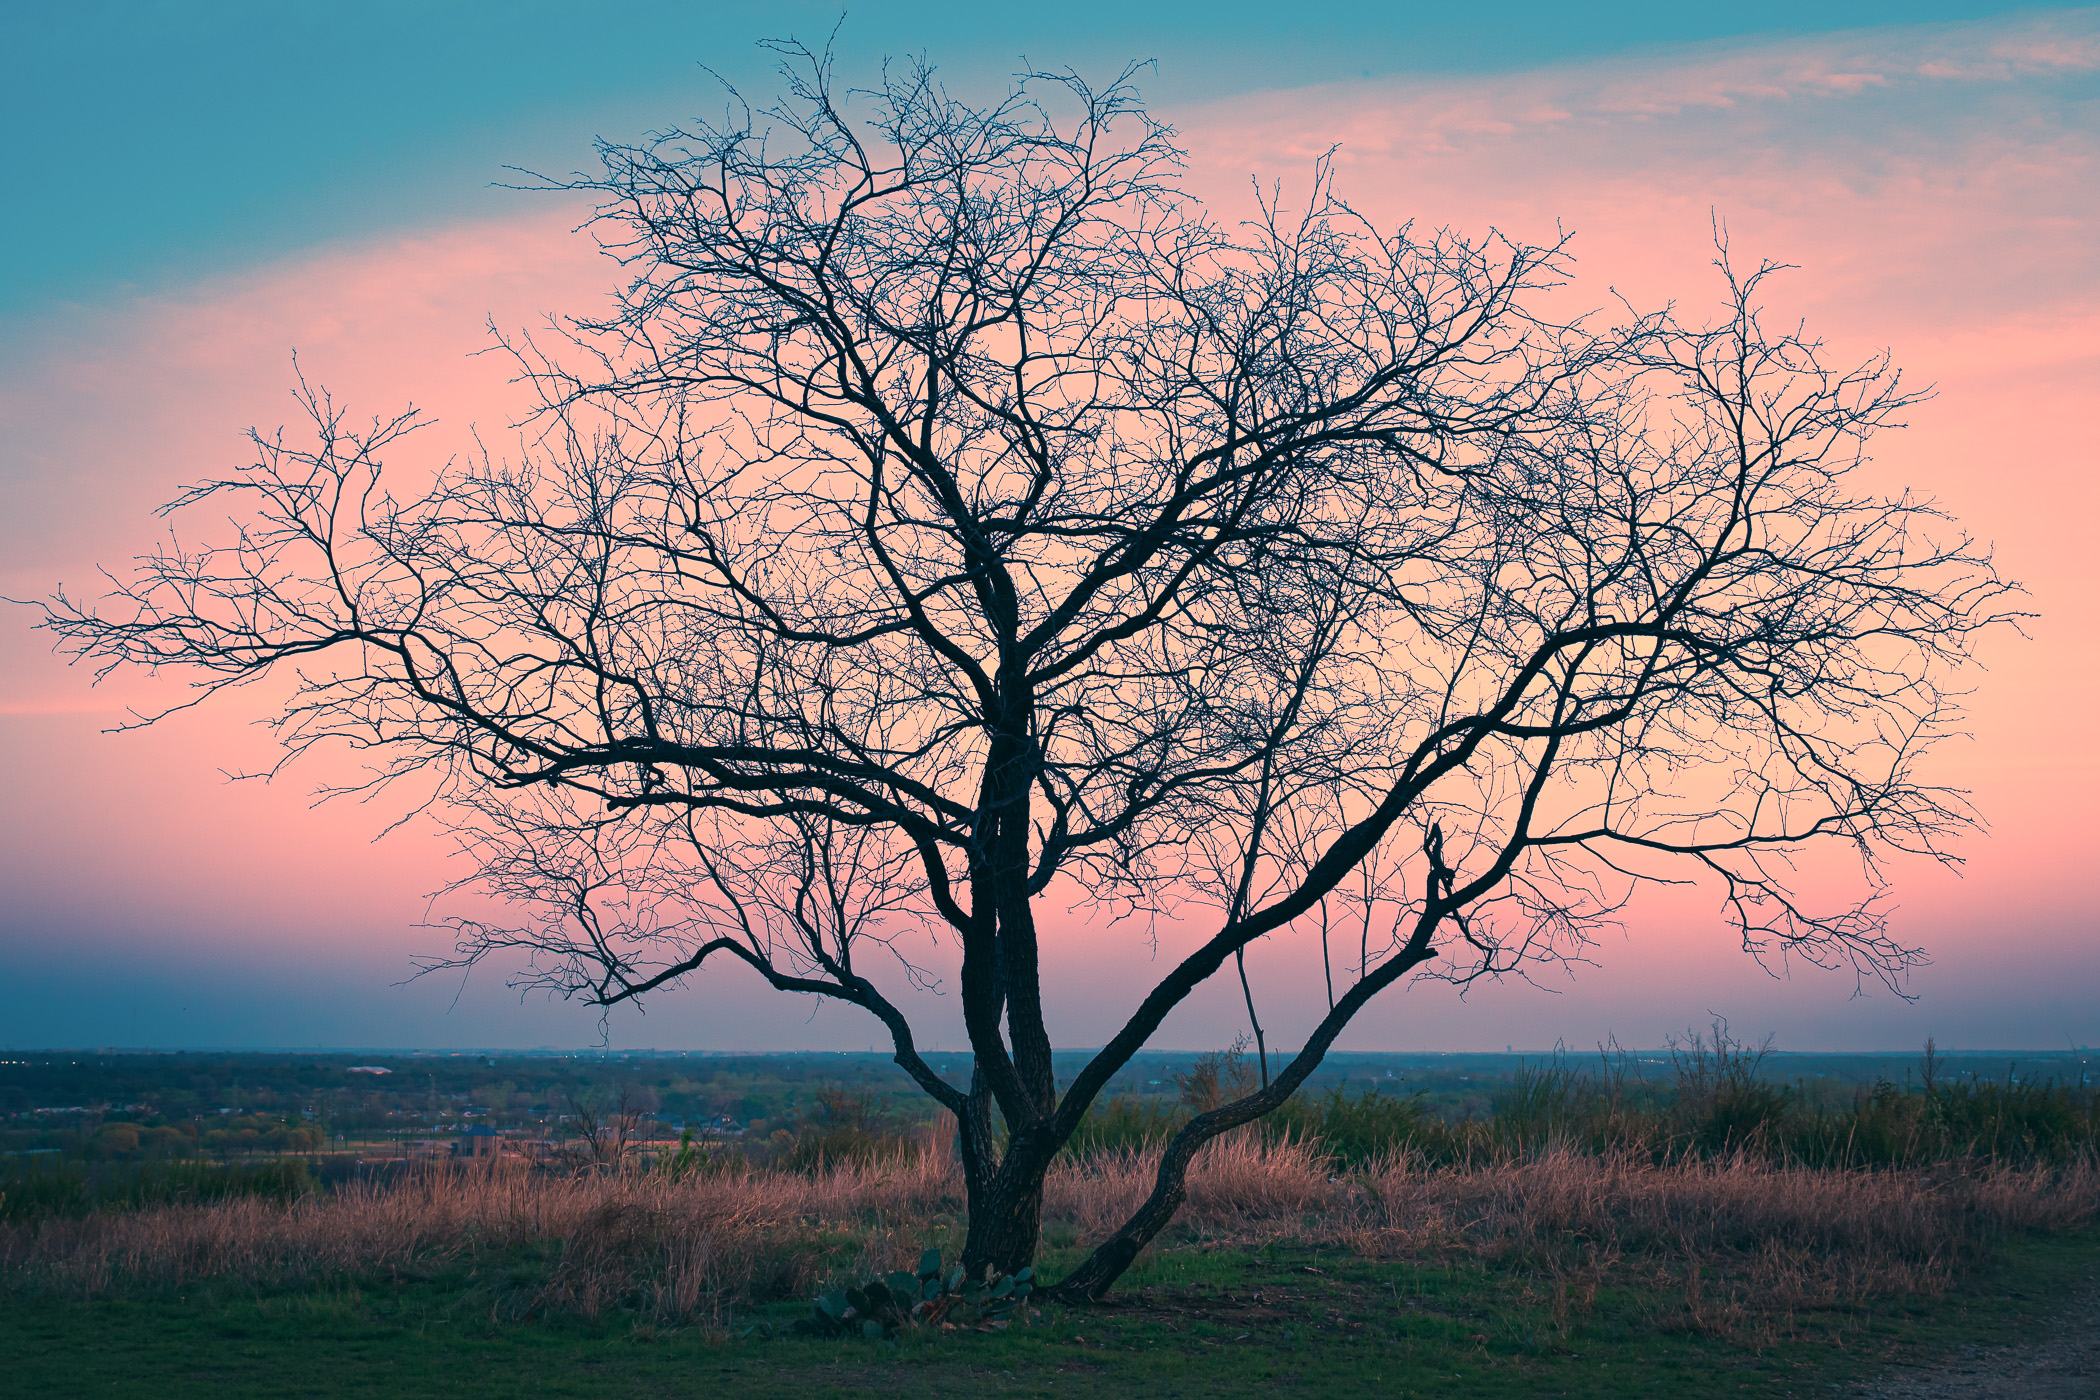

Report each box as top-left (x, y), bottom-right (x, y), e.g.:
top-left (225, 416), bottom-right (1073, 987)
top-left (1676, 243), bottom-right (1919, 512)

top-left (1271, 1088), bottom-right (1439, 1169)
top-left (792, 1249), bottom-right (1034, 1339)
top-left (776, 1088), bottom-right (924, 1171)
top-left (0, 1156), bottom-right (312, 1225)
top-left (1060, 1097), bottom-right (1185, 1158)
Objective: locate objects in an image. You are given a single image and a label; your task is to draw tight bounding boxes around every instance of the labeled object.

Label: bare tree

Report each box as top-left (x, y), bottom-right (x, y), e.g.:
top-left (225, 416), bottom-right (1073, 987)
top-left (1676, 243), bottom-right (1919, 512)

top-left (34, 44), bottom-right (2014, 1299)
top-left (562, 1084), bottom-right (643, 1173)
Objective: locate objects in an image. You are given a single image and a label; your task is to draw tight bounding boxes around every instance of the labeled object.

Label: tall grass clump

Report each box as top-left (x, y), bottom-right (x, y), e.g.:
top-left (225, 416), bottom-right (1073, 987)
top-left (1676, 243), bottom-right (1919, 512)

top-left (1340, 1150), bottom-right (2099, 1335)
top-left (1271, 1088), bottom-right (1440, 1169)
top-left (767, 1087), bottom-right (929, 1171)
top-left (1056, 1039), bottom-right (1270, 1159)
top-left (1, 1156), bottom-right (313, 1226)
top-left (1059, 1097), bottom-right (1186, 1158)
top-left (1784, 1069), bottom-right (2100, 1168)
top-left (1251, 1031), bottom-right (2100, 1172)
top-left (0, 1146), bottom-right (965, 1325)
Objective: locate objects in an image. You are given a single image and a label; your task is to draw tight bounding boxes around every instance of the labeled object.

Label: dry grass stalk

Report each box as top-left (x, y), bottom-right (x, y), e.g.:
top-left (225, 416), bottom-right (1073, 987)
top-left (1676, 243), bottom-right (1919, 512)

top-left (5, 1139), bottom-right (2091, 1336)
top-left (0, 1145), bottom-right (963, 1323)
top-left (1340, 1149), bottom-right (2099, 1331)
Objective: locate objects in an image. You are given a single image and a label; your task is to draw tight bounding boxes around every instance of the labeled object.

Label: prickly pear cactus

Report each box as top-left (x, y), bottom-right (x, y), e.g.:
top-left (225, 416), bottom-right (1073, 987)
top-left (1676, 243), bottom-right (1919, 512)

top-left (791, 1249), bottom-right (1035, 1339)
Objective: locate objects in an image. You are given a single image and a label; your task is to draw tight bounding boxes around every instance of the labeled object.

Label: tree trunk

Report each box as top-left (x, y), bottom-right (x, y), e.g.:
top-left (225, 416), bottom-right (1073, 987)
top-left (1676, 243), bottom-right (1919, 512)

top-left (1045, 1121), bottom-right (1210, 1300)
top-left (961, 1143), bottom-right (1051, 1276)
top-left (1048, 944), bottom-right (1442, 1301)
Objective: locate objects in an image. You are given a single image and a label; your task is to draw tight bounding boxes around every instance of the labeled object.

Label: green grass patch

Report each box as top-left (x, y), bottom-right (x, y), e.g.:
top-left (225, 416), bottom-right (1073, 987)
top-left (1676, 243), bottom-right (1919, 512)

top-left (6, 1231), bottom-right (2092, 1399)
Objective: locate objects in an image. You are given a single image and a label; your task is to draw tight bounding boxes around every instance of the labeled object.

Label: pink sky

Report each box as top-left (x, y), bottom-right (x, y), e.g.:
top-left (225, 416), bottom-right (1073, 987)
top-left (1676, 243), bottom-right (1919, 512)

top-left (2, 11), bottom-right (2095, 1051)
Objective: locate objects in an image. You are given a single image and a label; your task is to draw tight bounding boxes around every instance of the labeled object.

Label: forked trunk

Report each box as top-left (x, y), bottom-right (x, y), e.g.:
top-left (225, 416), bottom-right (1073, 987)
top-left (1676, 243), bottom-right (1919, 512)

top-left (961, 1151), bottom-right (1050, 1276)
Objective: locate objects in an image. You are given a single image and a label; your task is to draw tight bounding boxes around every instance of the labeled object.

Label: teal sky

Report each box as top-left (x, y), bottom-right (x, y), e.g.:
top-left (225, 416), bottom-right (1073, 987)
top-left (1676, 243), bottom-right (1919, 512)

top-left (3, 1), bottom-right (2085, 318)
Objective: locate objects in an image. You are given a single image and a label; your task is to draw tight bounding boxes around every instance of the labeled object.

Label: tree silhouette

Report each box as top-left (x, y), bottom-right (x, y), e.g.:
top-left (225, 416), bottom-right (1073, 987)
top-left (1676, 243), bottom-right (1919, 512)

top-left (36, 44), bottom-right (2014, 1297)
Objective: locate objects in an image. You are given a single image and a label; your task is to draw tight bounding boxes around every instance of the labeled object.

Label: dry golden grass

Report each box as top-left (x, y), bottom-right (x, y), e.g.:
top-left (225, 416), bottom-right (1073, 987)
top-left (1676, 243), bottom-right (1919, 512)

top-left (5, 1138), bottom-right (2092, 1333)
top-left (0, 1146), bottom-right (959, 1321)
top-left (1343, 1149), bottom-right (2099, 1333)
top-left (1046, 1134), bottom-right (1336, 1238)
top-left (1054, 1138), bottom-right (2098, 1325)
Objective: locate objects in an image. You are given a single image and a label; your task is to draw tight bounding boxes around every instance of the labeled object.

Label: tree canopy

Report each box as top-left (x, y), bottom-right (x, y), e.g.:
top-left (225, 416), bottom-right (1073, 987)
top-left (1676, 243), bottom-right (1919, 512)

top-left (37, 45), bottom-right (2014, 1294)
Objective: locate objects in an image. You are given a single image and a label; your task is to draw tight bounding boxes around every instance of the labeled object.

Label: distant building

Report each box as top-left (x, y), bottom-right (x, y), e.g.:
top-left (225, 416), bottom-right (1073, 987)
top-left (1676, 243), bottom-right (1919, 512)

top-left (454, 1125), bottom-right (502, 1161)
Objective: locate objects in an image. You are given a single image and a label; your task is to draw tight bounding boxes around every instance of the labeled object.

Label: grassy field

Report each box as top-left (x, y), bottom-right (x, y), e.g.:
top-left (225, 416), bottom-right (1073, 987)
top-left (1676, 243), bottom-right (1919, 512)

top-left (6, 1227), bottom-right (2095, 1398)
top-left (8, 1043), bottom-right (2096, 1397)
top-left (5, 1139), bottom-right (2096, 1398)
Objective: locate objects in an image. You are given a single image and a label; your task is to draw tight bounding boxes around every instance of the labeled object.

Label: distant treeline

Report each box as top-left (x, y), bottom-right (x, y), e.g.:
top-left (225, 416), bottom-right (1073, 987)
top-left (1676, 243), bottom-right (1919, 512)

top-left (5, 1036), bottom-right (2096, 1226)
top-left (7, 1041), bottom-right (2090, 1114)
top-left (5, 1036), bottom-right (2094, 1177)
top-left (1063, 1036), bottom-right (2100, 1171)
top-left (754, 1034), bottom-right (2100, 1175)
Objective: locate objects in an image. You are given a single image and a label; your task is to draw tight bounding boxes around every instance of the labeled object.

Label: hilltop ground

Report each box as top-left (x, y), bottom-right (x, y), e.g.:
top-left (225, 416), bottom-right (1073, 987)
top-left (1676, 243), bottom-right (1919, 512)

top-left (6, 1043), bottom-right (2095, 1397)
top-left (1861, 1256), bottom-right (2100, 1399)
top-left (3, 1227), bottom-right (2095, 1398)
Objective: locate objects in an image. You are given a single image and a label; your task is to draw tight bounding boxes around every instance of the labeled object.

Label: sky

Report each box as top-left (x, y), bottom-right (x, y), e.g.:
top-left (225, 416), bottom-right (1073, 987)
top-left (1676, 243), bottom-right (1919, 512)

top-left (2, 2), bottom-right (2095, 1054)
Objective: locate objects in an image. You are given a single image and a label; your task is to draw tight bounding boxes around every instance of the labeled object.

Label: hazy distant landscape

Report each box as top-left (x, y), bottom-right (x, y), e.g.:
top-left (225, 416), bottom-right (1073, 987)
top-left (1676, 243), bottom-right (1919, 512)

top-left (6, 1043), bottom-right (2096, 1164)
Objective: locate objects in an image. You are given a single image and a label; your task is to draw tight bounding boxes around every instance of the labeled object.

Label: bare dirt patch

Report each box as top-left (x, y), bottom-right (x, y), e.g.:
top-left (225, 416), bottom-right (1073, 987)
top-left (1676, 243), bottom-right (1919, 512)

top-left (1859, 1261), bottom-right (2100, 1399)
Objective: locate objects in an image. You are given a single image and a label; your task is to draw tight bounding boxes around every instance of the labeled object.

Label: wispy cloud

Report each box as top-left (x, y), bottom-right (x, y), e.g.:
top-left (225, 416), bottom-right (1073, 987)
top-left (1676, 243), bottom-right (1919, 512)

top-left (1186, 10), bottom-right (2100, 162)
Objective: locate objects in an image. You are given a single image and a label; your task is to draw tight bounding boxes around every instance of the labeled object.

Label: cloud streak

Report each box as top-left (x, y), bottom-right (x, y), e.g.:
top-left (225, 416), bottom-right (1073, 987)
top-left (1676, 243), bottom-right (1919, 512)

top-left (1192, 10), bottom-right (2100, 151)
